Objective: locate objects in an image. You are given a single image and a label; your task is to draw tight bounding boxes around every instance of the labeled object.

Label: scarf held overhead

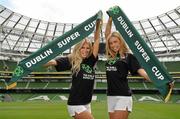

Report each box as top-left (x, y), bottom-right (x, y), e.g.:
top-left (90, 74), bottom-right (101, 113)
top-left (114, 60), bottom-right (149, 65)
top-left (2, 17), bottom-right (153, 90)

top-left (107, 6), bottom-right (174, 102)
top-left (7, 11), bottom-right (103, 89)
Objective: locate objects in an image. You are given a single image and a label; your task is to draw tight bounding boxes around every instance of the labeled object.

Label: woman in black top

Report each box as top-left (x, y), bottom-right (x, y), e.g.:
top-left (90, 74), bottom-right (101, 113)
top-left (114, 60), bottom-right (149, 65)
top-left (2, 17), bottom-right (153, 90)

top-left (105, 17), bottom-right (150, 119)
top-left (44, 20), bottom-right (101, 119)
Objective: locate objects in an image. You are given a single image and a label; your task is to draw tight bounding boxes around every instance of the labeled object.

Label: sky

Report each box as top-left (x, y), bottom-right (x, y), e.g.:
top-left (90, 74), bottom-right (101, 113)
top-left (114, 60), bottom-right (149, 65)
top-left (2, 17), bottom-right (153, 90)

top-left (0, 0), bottom-right (180, 23)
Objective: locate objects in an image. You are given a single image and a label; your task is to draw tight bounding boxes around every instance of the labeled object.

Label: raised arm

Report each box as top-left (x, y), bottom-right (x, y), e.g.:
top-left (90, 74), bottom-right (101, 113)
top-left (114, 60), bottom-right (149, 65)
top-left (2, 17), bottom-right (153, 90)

top-left (105, 17), bottom-right (112, 39)
top-left (93, 19), bottom-right (102, 58)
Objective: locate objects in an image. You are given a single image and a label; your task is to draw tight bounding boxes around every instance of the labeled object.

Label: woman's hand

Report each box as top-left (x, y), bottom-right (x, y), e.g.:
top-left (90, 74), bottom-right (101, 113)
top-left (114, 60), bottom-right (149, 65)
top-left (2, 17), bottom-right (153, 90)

top-left (168, 81), bottom-right (175, 89)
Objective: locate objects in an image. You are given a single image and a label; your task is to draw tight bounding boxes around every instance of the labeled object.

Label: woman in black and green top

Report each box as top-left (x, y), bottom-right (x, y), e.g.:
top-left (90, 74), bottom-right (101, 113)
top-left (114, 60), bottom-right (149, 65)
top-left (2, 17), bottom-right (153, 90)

top-left (105, 17), bottom-right (150, 119)
top-left (44, 20), bottom-right (101, 119)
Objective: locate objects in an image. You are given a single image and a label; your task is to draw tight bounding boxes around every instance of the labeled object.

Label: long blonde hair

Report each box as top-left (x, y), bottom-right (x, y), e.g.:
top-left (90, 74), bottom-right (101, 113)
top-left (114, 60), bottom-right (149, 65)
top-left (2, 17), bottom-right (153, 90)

top-left (68, 39), bottom-right (93, 75)
top-left (106, 31), bottom-right (130, 59)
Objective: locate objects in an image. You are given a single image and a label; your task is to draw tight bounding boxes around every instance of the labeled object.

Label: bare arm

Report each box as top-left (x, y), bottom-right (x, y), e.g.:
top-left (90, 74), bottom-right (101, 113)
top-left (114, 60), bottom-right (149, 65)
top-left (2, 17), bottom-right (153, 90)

top-left (105, 17), bottom-right (112, 39)
top-left (43, 59), bottom-right (57, 67)
top-left (138, 68), bottom-right (174, 88)
top-left (137, 68), bottom-right (151, 82)
top-left (93, 19), bottom-right (102, 58)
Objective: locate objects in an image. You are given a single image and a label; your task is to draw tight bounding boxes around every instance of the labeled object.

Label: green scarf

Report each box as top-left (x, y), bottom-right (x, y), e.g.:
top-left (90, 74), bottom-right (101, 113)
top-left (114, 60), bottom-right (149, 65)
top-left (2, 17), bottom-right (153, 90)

top-left (107, 6), bottom-right (174, 102)
top-left (7, 11), bottom-right (102, 89)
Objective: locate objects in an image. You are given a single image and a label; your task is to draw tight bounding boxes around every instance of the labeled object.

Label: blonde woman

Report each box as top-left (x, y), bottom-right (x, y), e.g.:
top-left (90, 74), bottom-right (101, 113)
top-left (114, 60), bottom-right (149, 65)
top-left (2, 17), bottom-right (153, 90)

top-left (105, 17), bottom-right (150, 119)
top-left (44, 20), bottom-right (101, 119)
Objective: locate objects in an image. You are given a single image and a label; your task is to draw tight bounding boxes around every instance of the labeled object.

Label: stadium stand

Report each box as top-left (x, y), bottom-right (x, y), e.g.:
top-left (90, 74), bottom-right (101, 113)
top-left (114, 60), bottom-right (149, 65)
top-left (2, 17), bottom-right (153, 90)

top-left (0, 4), bottom-right (180, 96)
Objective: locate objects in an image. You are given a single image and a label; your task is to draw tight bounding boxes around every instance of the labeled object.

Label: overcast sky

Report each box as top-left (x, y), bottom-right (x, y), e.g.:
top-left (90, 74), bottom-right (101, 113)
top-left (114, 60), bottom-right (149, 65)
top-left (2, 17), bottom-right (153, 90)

top-left (0, 0), bottom-right (180, 23)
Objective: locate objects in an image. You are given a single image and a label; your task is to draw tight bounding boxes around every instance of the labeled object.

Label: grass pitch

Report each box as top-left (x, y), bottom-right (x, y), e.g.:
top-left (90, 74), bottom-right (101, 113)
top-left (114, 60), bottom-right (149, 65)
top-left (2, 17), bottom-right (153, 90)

top-left (0, 101), bottom-right (179, 119)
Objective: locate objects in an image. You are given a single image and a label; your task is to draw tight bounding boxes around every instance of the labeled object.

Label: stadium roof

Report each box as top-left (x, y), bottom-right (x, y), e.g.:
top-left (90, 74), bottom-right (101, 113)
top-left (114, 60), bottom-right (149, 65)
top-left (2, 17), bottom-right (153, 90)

top-left (0, 5), bottom-right (180, 61)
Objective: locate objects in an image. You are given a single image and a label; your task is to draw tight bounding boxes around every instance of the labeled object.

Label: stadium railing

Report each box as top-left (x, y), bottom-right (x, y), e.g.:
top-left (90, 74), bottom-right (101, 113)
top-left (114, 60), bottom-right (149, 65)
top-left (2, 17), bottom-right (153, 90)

top-left (0, 71), bottom-right (180, 94)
